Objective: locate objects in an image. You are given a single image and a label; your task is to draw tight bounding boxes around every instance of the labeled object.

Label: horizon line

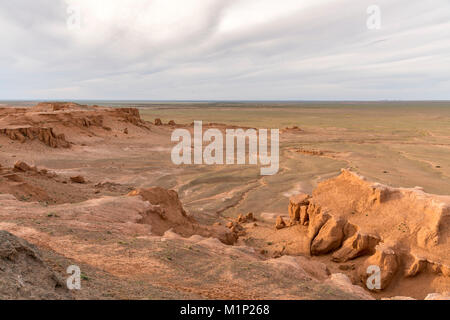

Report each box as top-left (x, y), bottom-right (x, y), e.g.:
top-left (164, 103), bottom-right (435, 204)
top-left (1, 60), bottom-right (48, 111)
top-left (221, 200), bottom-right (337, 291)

top-left (2, 99), bottom-right (450, 103)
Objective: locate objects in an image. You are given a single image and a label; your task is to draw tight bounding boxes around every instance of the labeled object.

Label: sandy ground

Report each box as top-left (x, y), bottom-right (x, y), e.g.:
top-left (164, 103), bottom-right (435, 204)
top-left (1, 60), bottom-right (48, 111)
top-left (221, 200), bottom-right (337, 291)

top-left (0, 102), bottom-right (448, 300)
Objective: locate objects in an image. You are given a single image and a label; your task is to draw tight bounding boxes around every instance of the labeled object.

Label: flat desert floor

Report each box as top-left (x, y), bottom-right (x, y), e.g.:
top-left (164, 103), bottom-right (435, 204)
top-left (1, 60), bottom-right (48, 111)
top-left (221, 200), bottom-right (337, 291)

top-left (138, 101), bottom-right (450, 211)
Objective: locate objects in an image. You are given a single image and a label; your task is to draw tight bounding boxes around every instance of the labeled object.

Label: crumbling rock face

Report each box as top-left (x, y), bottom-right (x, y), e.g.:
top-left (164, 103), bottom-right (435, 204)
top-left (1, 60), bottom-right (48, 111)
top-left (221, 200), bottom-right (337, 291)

top-left (128, 187), bottom-right (237, 245)
top-left (226, 221), bottom-right (246, 237)
top-left (11, 161), bottom-right (56, 178)
top-left (306, 204), bottom-right (331, 240)
top-left (405, 256), bottom-right (429, 278)
top-left (0, 161), bottom-right (53, 202)
top-left (0, 102), bottom-right (150, 148)
top-left (311, 169), bottom-right (392, 215)
top-left (237, 212), bottom-right (256, 223)
top-left (311, 217), bottom-right (347, 255)
top-left (288, 193), bottom-right (310, 224)
top-left (14, 161), bottom-right (36, 172)
top-left (278, 169), bottom-right (449, 291)
top-left (114, 108), bottom-right (149, 128)
top-left (299, 206), bottom-right (309, 225)
top-left (0, 127), bottom-right (70, 148)
top-left (404, 253), bottom-right (450, 278)
top-left (0, 230), bottom-right (71, 300)
top-left (32, 102), bottom-right (88, 112)
top-left (331, 232), bottom-right (380, 262)
top-left (224, 213), bottom-right (256, 238)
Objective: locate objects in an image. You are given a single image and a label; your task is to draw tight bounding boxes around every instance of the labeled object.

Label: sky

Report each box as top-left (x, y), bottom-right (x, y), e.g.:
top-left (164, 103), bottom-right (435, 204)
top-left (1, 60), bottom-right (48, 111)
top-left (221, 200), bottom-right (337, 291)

top-left (0, 0), bottom-right (449, 101)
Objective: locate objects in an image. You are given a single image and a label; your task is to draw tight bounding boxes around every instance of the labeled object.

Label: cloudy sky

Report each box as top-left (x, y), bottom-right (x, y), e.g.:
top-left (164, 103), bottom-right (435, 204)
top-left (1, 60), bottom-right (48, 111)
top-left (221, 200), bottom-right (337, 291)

top-left (1, 0), bottom-right (449, 100)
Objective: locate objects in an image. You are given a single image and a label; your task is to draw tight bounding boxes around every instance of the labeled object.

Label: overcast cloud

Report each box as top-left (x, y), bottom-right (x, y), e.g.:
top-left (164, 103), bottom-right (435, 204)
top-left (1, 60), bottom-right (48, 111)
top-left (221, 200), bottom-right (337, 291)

top-left (0, 0), bottom-right (449, 100)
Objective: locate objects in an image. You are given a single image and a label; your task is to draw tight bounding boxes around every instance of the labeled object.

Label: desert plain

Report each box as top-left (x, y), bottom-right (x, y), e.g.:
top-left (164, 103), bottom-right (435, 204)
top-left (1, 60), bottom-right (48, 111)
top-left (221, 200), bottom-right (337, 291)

top-left (0, 101), bottom-right (448, 300)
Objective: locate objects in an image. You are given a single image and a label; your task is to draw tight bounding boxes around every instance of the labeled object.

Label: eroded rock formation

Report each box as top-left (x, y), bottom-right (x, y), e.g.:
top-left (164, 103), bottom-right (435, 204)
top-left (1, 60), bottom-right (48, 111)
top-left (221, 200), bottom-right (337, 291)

top-left (128, 187), bottom-right (237, 245)
top-left (280, 169), bottom-right (450, 291)
top-left (0, 127), bottom-right (70, 148)
top-left (0, 102), bottom-right (150, 148)
top-left (288, 193), bottom-right (310, 224)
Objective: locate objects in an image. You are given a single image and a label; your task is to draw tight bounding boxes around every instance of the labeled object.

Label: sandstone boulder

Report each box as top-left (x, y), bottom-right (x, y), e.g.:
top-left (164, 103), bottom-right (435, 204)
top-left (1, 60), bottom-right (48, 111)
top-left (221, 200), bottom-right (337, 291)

top-left (311, 217), bottom-right (346, 255)
top-left (359, 244), bottom-right (399, 290)
top-left (405, 256), bottom-right (428, 277)
top-left (307, 204), bottom-right (331, 240)
top-left (70, 176), bottom-right (86, 184)
top-left (14, 161), bottom-right (34, 172)
top-left (237, 212), bottom-right (256, 223)
top-left (332, 232), bottom-right (380, 262)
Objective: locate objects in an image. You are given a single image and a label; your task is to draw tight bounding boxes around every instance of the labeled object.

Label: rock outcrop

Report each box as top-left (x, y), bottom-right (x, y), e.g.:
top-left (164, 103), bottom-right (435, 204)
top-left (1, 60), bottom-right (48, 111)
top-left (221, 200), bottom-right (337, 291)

top-left (14, 161), bottom-right (36, 172)
top-left (359, 244), bottom-right (399, 290)
top-left (311, 217), bottom-right (346, 255)
top-left (279, 169), bottom-right (450, 292)
top-left (237, 212), bottom-right (256, 223)
top-left (0, 102), bottom-right (150, 148)
top-left (0, 230), bottom-right (71, 299)
top-left (70, 176), bottom-right (86, 184)
top-left (0, 127), bottom-right (70, 148)
top-left (324, 273), bottom-right (374, 300)
top-left (332, 232), bottom-right (380, 262)
top-left (288, 193), bottom-right (310, 224)
top-left (128, 187), bottom-right (237, 245)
